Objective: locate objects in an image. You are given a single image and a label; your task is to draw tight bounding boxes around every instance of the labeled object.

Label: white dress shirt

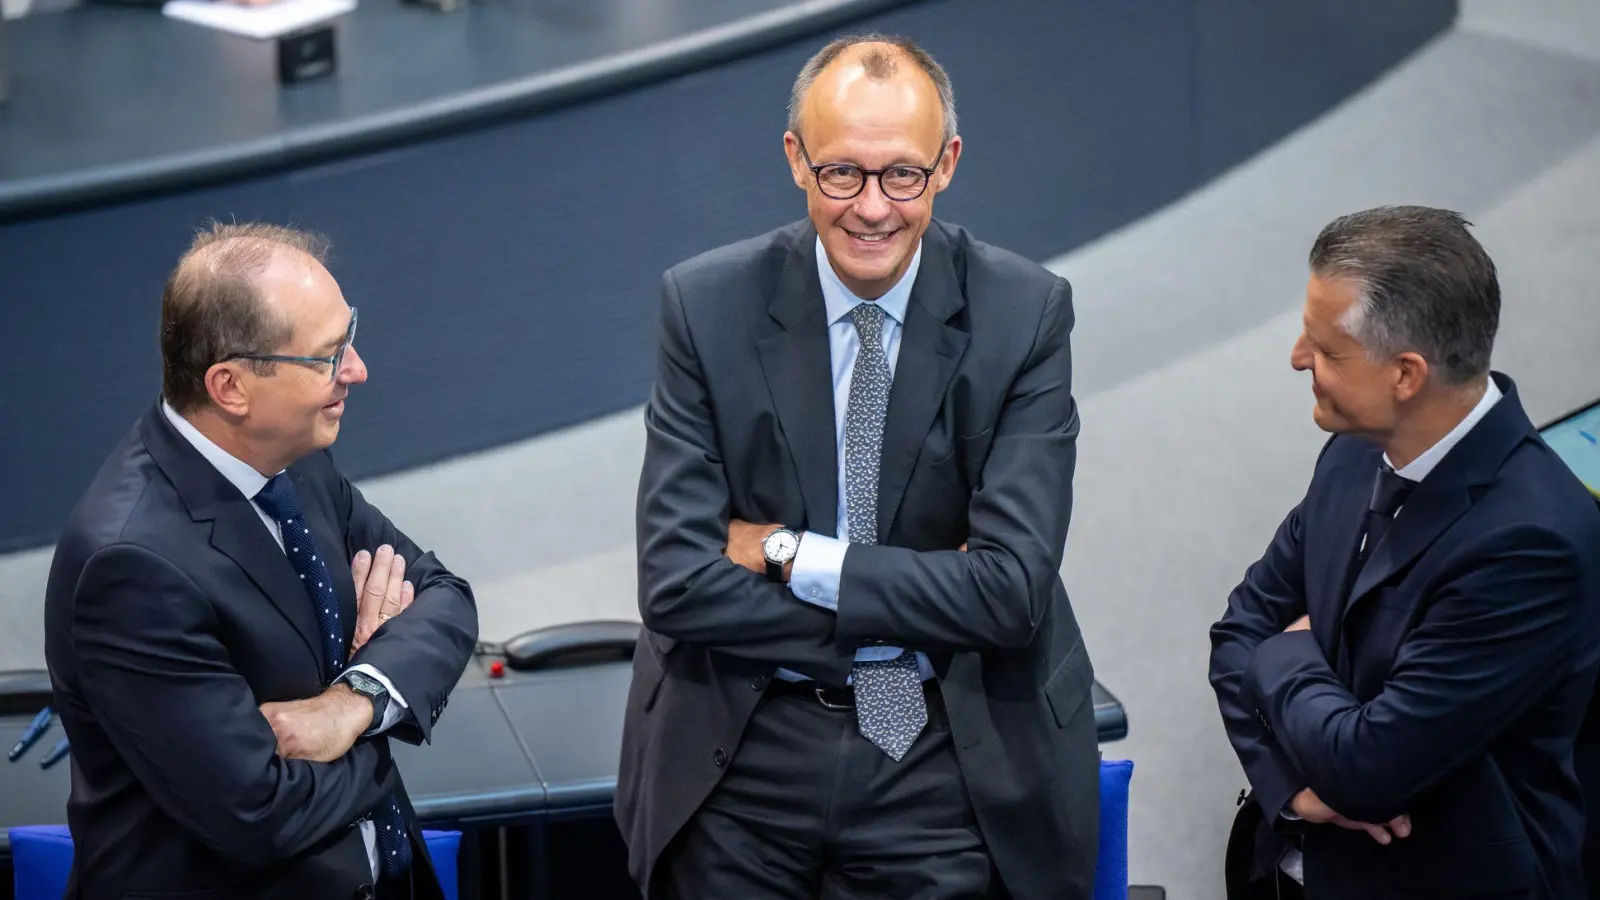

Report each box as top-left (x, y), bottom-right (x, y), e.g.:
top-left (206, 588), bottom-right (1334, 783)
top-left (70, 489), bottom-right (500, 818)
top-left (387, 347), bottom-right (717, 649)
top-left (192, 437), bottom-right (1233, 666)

top-left (161, 402), bottom-right (410, 878)
top-left (1279, 378), bottom-right (1502, 885)
top-left (781, 237), bottom-right (934, 683)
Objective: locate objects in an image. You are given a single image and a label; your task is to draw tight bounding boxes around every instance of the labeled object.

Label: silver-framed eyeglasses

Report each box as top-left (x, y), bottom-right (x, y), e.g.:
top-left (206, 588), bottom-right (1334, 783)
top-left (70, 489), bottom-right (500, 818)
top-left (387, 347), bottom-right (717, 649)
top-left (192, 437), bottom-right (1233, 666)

top-left (796, 137), bottom-right (947, 202)
top-left (224, 307), bottom-right (358, 383)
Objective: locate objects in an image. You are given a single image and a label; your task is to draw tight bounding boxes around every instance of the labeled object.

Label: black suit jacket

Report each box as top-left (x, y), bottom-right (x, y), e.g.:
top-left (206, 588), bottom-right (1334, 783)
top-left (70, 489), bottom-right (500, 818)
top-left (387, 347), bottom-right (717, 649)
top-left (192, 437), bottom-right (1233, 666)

top-left (43, 402), bottom-right (478, 900)
top-left (1211, 374), bottom-right (1600, 899)
top-left (617, 219), bottom-right (1101, 900)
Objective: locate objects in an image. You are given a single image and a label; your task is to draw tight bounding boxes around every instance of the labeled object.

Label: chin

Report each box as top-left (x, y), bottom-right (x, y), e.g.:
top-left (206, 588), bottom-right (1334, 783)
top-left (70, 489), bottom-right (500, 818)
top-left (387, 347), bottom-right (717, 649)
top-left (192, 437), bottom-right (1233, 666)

top-left (313, 421), bottom-right (342, 449)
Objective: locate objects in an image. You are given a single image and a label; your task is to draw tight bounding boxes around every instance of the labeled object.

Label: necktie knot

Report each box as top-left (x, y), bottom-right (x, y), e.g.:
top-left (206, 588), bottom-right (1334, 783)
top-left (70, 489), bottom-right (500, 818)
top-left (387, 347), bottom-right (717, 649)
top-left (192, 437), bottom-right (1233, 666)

top-left (253, 474), bottom-right (302, 523)
top-left (1370, 464), bottom-right (1415, 519)
top-left (850, 302), bottom-right (886, 340)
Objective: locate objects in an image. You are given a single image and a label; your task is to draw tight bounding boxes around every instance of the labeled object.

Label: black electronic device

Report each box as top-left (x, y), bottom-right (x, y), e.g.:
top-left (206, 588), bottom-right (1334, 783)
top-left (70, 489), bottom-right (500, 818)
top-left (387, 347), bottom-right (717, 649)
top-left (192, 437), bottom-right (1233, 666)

top-left (277, 24), bottom-right (336, 85)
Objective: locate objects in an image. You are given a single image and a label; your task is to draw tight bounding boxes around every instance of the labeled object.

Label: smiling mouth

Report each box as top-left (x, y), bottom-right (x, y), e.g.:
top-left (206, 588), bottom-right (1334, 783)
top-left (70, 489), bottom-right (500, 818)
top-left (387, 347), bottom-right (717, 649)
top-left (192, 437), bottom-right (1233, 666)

top-left (845, 228), bottom-right (897, 244)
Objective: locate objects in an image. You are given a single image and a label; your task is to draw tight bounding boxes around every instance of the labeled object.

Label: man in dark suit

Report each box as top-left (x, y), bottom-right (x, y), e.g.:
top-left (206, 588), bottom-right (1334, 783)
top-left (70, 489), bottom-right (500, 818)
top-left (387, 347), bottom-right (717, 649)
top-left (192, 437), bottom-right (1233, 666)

top-left (1211, 206), bottom-right (1600, 899)
top-left (618, 34), bottom-right (1099, 900)
top-left (44, 223), bottom-right (478, 900)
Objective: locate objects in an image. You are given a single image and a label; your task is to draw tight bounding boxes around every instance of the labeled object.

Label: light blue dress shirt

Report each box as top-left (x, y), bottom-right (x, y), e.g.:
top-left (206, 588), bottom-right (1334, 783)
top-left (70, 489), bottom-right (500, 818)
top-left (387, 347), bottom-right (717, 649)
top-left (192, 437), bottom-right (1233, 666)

top-left (777, 237), bottom-right (934, 683)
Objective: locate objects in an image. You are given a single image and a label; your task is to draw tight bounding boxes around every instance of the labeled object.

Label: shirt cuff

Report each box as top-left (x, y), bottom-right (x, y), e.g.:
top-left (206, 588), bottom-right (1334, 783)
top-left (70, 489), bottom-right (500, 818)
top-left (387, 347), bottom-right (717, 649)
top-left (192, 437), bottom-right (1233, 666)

top-left (788, 532), bottom-right (846, 611)
top-left (341, 663), bottom-right (411, 735)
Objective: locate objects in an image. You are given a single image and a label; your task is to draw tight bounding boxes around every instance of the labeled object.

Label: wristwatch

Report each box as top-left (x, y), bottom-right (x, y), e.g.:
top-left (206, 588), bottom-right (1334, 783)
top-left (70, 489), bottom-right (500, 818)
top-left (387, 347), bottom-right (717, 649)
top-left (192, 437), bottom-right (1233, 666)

top-left (343, 669), bottom-right (390, 733)
top-left (761, 528), bottom-right (800, 582)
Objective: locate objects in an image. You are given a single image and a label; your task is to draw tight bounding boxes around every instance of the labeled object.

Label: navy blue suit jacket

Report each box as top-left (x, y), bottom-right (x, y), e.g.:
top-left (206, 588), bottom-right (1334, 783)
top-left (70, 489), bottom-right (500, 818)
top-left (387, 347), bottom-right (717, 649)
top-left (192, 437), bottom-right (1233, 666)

top-left (44, 402), bottom-right (478, 900)
top-left (1211, 373), bottom-right (1600, 899)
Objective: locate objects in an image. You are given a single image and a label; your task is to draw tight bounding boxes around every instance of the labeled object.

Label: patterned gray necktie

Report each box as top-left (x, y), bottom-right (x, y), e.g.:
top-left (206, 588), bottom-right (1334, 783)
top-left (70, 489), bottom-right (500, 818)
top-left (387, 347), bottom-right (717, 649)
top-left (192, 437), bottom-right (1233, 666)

top-left (845, 302), bottom-right (927, 761)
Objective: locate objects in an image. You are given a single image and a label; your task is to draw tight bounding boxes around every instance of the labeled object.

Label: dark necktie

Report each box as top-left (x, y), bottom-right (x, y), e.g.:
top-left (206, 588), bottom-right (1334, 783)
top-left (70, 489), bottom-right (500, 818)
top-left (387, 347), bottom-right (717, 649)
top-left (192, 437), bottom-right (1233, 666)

top-left (1359, 463), bottom-right (1415, 568)
top-left (254, 475), bottom-right (412, 878)
top-left (843, 303), bottom-right (927, 761)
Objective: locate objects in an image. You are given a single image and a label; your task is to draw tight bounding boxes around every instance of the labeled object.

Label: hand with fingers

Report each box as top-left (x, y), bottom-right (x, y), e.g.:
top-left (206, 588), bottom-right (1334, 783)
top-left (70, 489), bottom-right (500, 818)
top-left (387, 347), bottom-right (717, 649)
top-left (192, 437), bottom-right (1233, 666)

top-left (350, 544), bottom-right (413, 656)
top-left (1291, 787), bottom-right (1412, 845)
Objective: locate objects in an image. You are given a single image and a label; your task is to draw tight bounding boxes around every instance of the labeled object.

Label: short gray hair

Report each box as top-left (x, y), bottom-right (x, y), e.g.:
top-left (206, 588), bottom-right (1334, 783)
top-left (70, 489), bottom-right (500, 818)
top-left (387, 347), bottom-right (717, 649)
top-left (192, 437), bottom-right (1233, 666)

top-left (1311, 205), bottom-right (1500, 388)
top-left (788, 34), bottom-right (957, 145)
top-left (160, 221), bottom-right (330, 413)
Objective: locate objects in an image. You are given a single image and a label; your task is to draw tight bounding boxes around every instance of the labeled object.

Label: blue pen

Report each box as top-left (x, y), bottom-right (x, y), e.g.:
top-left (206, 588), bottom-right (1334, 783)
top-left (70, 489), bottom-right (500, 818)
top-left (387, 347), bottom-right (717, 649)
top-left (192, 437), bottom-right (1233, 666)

top-left (8, 707), bottom-right (53, 763)
top-left (39, 737), bottom-right (70, 769)
top-left (1580, 430), bottom-right (1596, 446)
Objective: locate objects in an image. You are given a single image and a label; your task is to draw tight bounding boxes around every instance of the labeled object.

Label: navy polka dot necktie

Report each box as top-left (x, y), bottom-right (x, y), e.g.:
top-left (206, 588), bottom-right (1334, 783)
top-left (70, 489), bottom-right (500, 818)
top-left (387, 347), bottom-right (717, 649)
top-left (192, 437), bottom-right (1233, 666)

top-left (845, 304), bottom-right (927, 761)
top-left (254, 474), bottom-right (413, 878)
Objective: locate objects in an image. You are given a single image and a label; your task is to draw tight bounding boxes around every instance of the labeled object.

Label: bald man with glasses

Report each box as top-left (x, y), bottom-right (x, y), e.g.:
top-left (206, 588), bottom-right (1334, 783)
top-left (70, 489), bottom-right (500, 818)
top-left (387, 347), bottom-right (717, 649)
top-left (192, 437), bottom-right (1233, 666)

top-left (619, 34), bottom-right (1098, 900)
top-left (44, 222), bottom-right (477, 900)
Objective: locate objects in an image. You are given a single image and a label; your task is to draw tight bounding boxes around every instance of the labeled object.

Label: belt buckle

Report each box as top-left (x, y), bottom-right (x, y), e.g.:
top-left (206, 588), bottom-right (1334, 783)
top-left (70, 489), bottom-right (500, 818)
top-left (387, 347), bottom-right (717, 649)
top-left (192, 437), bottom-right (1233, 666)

top-left (814, 685), bottom-right (854, 710)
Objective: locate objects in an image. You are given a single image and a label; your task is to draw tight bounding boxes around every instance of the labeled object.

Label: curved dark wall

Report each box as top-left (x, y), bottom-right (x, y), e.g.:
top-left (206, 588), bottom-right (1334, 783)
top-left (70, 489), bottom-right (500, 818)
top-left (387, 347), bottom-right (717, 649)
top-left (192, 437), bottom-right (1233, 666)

top-left (0, 0), bottom-right (1455, 551)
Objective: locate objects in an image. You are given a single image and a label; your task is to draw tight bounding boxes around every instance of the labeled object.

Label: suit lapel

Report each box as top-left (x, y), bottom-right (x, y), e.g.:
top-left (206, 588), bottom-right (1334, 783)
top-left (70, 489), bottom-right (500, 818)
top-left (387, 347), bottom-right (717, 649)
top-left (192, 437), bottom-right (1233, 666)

top-left (756, 229), bottom-right (839, 534)
top-left (1322, 472), bottom-right (1370, 678)
top-left (1340, 373), bottom-right (1533, 631)
top-left (139, 401), bottom-right (325, 678)
top-left (210, 501), bottom-right (326, 678)
top-left (877, 227), bottom-right (968, 538)
top-left (1345, 480), bottom-right (1470, 611)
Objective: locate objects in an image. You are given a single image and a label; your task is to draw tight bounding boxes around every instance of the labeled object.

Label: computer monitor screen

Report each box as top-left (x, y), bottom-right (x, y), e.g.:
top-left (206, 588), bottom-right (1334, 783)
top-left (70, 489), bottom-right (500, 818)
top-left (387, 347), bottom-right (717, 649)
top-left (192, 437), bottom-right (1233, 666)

top-left (1540, 397), bottom-right (1600, 499)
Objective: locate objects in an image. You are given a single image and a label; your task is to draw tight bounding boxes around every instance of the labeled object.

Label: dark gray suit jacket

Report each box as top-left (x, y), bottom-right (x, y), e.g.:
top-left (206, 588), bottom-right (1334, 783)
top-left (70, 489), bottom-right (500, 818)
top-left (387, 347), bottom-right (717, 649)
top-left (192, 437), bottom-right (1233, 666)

top-left (617, 219), bottom-right (1100, 900)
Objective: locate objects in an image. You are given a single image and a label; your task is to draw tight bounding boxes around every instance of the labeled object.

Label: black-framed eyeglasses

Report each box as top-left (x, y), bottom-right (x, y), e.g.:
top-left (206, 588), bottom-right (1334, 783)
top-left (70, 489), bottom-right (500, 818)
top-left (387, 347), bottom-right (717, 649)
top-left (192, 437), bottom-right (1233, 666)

top-left (224, 307), bottom-right (358, 383)
top-left (797, 137), bottom-right (946, 202)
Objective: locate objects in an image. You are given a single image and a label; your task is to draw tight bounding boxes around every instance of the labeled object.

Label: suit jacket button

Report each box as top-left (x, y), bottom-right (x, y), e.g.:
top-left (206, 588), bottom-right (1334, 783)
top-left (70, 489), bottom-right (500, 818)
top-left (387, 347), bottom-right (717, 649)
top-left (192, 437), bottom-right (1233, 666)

top-left (713, 748), bottom-right (728, 767)
top-left (354, 885), bottom-right (376, 900)
top-left (749, 675), bottom-right (768, 691)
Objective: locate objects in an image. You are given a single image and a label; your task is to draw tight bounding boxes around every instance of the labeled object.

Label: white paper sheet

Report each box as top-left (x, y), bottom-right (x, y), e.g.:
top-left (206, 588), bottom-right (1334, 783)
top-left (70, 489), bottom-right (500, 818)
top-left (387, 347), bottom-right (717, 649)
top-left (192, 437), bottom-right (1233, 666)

top-left (161, 0), bottom-right (356, 40)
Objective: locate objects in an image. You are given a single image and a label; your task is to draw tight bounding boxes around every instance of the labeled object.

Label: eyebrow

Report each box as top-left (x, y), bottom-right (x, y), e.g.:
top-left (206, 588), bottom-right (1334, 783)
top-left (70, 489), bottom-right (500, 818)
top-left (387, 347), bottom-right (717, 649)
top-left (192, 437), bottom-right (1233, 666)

top-left (313, 313), bottom-right (353, 354)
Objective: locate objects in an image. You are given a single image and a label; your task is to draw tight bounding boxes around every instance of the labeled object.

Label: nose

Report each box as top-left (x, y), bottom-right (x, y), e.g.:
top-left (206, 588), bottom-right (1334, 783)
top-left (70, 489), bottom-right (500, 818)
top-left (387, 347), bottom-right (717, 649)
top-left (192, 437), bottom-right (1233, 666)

top-left (851, 176), bottom-right (893, 223)
top-left (340, 345), bottom-right (369, 385)
top-left (1289, 334), bottom-right (1311, 371)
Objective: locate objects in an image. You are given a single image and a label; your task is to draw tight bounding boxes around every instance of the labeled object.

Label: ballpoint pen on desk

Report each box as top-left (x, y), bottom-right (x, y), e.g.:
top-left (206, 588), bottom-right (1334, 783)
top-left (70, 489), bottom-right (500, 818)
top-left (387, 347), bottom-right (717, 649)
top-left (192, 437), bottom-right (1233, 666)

top-left (8, 706), bottom-right (53, 762)
top-left (40, 737), bottom-right (70, 769)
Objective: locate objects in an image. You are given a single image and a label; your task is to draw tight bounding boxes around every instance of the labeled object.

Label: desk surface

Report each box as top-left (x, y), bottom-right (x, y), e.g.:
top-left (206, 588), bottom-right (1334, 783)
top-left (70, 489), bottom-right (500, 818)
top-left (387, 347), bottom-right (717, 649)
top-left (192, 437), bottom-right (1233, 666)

top-left (0, 0), bottom-right (907, 218)
top-left (0, 659), bottom-right (1127, 851)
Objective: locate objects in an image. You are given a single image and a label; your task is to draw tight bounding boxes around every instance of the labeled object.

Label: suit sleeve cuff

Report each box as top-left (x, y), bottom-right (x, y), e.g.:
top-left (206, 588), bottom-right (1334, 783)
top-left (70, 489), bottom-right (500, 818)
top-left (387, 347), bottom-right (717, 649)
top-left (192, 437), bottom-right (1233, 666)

top-left (789, 532), bottom-right (846, 612)
top-left (341, 663), bottom-right (411, 735)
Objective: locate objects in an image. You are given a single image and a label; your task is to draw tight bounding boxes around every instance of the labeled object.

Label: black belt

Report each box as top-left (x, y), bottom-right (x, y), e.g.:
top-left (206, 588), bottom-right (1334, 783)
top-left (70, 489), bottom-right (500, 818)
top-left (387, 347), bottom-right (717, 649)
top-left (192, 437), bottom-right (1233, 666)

top-left (767, 676), bottom-right (938, 710)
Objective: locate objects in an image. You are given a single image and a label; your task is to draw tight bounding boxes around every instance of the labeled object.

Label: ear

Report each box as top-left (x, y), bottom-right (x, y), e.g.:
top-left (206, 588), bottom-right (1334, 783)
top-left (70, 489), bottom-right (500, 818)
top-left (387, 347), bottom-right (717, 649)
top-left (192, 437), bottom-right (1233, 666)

top-left (205, 361), bottom-right (253, 418)
top-left (783, 132), bottom-right (811, 193)
top-left (931, 134), bottom-right (962, 195)
top-left (1393, 351), bottom-right (1429, 403)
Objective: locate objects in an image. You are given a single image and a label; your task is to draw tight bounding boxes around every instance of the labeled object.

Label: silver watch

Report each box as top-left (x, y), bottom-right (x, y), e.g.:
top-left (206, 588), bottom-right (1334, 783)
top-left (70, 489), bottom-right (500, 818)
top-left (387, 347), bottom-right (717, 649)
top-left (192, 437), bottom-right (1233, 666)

top-left (762, 528), bottom-right (800, 582)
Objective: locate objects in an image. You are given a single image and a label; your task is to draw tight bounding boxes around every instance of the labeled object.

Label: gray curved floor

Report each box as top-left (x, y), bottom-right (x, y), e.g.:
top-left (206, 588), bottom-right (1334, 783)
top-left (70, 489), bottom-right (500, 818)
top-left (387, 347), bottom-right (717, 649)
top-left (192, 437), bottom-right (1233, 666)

top-left (3, 2), bottom-right (1598, 895)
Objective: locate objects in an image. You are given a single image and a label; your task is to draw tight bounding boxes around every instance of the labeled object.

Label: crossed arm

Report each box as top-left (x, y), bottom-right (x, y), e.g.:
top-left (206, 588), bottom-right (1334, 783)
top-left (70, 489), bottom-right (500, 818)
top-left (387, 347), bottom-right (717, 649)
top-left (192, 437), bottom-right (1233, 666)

top-left (635, 271), bottom-right (1077, 676)
top-left (73, 545), bottom-right (394, 870)
top-left (73, 477), bottom-right (474, 867)
top-left (1211, 492), bottom-right (1586, 835)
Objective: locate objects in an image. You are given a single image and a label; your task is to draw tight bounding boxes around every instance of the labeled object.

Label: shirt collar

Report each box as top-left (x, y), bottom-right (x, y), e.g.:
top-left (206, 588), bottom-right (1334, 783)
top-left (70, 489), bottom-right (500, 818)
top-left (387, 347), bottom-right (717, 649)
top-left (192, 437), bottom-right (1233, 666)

top-left (1385, 377), bottom-right (1504, 481)
top-left (816, 235), bottom-right (920, 327)
top-left (160, 400), bottom-right (278, 501)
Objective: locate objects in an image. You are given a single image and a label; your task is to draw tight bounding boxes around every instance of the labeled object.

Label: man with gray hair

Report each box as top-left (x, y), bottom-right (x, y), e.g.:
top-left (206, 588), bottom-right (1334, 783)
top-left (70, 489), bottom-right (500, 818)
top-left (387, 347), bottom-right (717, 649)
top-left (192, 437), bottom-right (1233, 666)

top-left (1211, 206), bottom-right (1600, 899)
top-left (619, 33), bottom-right (1098, 900)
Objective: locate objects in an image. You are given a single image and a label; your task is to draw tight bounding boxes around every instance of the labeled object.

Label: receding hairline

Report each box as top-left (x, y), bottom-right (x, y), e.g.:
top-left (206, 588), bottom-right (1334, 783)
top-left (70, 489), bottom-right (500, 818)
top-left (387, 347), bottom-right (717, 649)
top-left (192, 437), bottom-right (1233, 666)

top-left (177, 235), bottom-right (319, 288)
top-left (789, 35), bottom-right (957, 144)
top-left (806, 42), bottom-right (936, 110)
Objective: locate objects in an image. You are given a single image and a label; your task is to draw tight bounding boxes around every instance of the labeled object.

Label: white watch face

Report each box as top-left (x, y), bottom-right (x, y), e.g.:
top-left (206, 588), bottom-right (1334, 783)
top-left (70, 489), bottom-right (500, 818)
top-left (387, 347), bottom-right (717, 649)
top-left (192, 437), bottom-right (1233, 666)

top-left (764, 529), bottom-right (799, 563)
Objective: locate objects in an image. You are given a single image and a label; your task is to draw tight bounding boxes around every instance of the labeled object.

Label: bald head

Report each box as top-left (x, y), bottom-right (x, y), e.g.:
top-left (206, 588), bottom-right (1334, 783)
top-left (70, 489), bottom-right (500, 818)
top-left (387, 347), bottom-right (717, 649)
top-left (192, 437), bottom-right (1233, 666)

top-left (160, 222), bottom-right (329, 413)
top-left (788, 35), bottom-right (957, 145)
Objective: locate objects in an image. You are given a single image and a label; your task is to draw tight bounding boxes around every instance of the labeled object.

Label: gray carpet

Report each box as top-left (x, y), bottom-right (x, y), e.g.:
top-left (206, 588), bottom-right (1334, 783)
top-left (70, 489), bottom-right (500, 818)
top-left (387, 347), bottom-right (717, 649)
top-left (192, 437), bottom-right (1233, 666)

top-left (2, 2), bottom-right (1597, 896)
